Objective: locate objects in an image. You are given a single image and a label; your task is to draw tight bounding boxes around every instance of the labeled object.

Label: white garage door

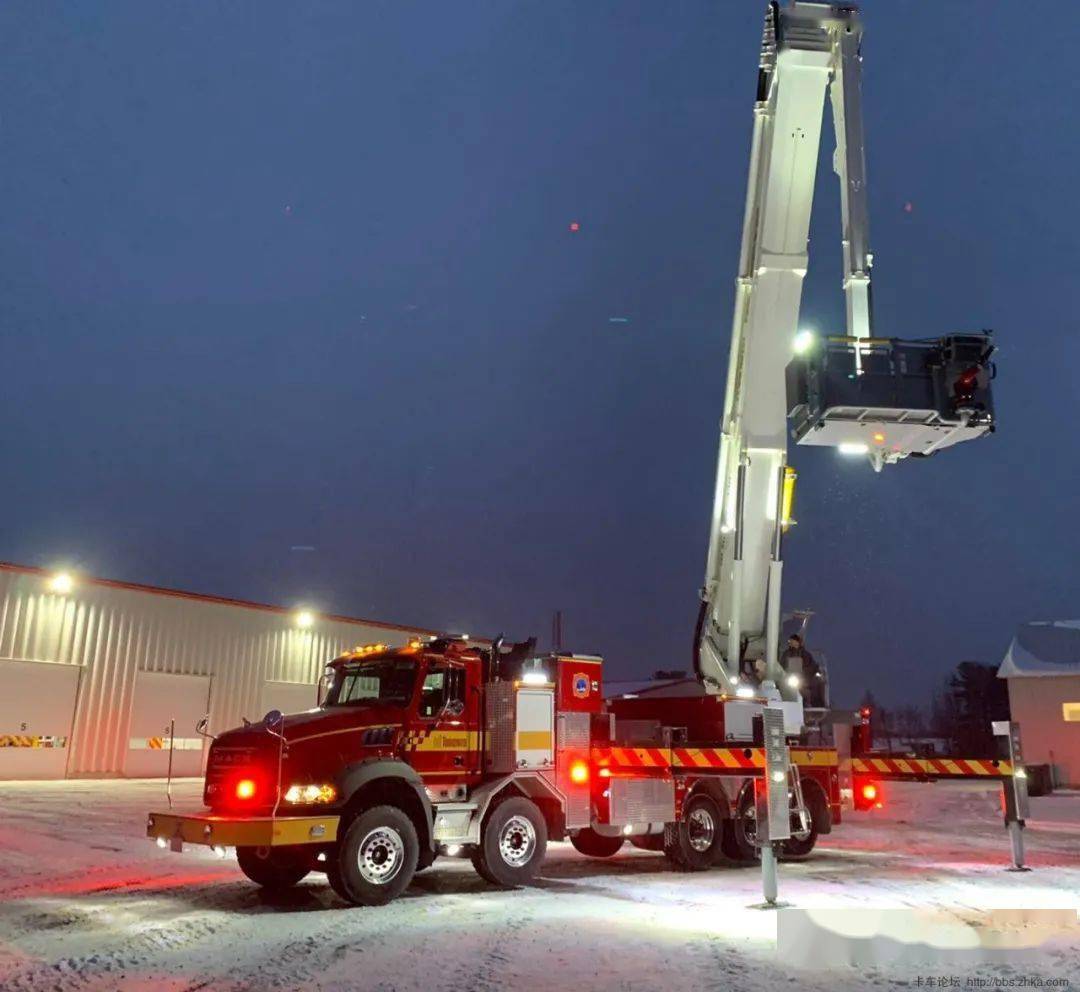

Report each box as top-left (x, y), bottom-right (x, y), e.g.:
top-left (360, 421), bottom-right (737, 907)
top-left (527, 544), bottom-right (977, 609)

top-left (260, 680), bottom-right (318, 718)
top-left (126, 671), bottom-right (211, 778)
top-left (0, 659), bottom-right (80, 780)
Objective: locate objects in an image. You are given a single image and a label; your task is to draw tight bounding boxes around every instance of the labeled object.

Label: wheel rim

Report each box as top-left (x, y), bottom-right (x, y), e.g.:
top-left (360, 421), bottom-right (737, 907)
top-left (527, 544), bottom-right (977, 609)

top-left (498, 815), bottom-right (537, 868)
top-left (687, 806), bottom-right (716, 853)
top-left (741, 799), bottom-right (758, 845)
top-left (357, 826), bottom-right (405, 885)
top-left (790, 805), bottom-right (813, 842)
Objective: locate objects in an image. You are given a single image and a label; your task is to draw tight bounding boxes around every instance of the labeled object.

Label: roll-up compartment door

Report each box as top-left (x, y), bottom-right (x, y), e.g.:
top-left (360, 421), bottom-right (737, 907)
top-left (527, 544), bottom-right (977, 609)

top-left (0, 659), bottom-right (80, 780)
top-left (126, 671), bottom-right (211, 778)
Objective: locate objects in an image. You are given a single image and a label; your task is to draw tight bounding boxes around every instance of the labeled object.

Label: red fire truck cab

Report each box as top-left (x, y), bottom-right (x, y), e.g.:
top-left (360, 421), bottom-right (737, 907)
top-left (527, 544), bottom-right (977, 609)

top-left (147, 636), bottom-right (840, 906)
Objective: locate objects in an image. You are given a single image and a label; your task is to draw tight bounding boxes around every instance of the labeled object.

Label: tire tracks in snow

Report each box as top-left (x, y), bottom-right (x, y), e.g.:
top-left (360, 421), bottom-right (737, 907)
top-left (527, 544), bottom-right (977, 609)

top-left (438, 892), bottom-right (538, 992)
top-left (1, 911), bottom-right (226, 992)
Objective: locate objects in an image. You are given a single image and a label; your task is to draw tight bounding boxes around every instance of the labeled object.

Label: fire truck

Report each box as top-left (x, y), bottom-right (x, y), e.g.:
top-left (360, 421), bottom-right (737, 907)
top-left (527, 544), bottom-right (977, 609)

top-left (148, 634), bottom-right (852, 906)
top-left (148, 1), bottom-right (1018, 904)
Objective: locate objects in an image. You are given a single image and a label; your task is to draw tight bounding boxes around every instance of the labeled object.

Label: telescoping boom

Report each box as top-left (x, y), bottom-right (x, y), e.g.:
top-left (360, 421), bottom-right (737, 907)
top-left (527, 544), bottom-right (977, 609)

top-left (695, 2), bottom-right (995, 716)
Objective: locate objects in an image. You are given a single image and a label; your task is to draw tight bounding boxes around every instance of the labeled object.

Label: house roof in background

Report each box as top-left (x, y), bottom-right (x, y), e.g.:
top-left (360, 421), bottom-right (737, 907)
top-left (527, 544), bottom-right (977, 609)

top-left (998, 620), bottom-right (1080, 678)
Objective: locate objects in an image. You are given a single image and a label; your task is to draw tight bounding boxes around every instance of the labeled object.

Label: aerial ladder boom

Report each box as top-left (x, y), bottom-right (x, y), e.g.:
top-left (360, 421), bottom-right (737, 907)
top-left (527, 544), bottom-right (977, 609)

top-left (695, 2), bottom-right (995, 716)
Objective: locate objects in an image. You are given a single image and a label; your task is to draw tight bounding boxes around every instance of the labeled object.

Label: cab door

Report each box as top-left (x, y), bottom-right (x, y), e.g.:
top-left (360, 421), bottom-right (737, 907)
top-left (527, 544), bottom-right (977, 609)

top-left (408, 658), bottom-right (480, 787)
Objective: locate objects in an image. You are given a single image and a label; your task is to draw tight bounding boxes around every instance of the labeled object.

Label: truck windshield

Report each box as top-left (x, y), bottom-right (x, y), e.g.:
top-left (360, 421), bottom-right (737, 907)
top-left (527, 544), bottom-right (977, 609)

top-left (326, 660), bottom-right (417, 708)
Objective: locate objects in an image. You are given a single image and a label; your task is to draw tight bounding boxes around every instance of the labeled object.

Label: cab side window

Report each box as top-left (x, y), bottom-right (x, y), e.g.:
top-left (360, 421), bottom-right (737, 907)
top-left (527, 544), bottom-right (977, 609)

top-left (419, 665), bottom-right (448, 718)
top-left (419, 664), bottom-right (463, 718)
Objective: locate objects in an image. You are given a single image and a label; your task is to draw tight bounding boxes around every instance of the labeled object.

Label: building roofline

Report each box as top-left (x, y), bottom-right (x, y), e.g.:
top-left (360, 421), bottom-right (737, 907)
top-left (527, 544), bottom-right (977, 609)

top-left (0, 560), bottom-right (488, 643)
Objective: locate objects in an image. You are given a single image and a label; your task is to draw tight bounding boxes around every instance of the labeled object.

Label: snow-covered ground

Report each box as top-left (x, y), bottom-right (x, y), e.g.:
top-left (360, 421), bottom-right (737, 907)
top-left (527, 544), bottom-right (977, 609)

top-left (0, 778), bottom-right (1076, 991)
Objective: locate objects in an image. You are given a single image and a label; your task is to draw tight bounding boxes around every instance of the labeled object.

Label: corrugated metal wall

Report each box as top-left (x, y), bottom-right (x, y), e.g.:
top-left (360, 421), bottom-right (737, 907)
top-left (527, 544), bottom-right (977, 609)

top-left (0, 565), bottom-right (430, 777)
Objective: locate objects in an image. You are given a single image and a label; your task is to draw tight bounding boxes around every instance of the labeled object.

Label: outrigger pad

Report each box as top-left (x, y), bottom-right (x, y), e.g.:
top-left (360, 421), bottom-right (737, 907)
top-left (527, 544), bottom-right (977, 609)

top-left (786, 333), bottom-right (995, 467)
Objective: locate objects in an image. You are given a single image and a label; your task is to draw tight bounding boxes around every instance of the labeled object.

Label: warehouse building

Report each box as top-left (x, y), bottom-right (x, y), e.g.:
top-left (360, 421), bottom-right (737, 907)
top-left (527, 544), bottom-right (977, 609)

top-left (0, 561), bottom-right (445, 780)
top-left (998, 620), bottom-right (1080, 788)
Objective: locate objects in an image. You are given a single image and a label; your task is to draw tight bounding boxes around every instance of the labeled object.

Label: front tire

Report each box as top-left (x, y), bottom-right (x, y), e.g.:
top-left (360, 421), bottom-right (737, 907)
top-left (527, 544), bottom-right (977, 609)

top-left (472, 796), bottom-right (547, 887)
top-left (329, 805), bottom-right (419, 906)
top-left (570, 828), bottom-right (624, 859)
top-left (236, 845), bottom-right (311, 890)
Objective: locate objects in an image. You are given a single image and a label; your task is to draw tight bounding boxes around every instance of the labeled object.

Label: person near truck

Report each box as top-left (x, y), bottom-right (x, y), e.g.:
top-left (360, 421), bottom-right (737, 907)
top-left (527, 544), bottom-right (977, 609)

top-left (781, 633), bottom-right (824, 706)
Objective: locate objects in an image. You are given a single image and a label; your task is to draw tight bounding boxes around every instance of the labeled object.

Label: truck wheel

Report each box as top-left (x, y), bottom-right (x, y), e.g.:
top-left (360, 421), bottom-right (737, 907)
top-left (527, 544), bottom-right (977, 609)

top-left (328, 805), bottom-right (419, 906)
top-left (570, 828), bottom-right (624, 858)
top-left (664, 794), bottom-right (724, 871)
top-left (721, 784), bottom-right (760, 863)
top-left (236, 845), bottom-right (311, 890)
top-left (472, 796), bottom-right (547, 887)
top-left (781, 783), bottom-right (824, 860)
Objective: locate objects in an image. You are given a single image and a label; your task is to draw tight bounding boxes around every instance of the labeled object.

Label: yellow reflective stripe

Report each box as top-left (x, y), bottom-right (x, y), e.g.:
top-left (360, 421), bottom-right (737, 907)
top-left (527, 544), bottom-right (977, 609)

top-left (414, 730), bottom-right (481, 751)
top-left (633, 748), bottom-right (656, 767)
top-left (516, 731), bottom-right (553, 751)
top-left (791, 751), bottom-right (838, 767)
top-left (685, 748), bottom-right (710, 768)
top-left (715, 749), bottom-right (743, 769)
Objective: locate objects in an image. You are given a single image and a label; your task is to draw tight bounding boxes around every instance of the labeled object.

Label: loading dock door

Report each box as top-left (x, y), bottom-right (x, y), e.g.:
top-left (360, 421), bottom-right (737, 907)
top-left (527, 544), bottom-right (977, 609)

top-left (260, 680), bottom-right (318, 718)
top-left (0, 659), bottom-right (80, 780)
top-left (126, 671), bottom-right (211, 778)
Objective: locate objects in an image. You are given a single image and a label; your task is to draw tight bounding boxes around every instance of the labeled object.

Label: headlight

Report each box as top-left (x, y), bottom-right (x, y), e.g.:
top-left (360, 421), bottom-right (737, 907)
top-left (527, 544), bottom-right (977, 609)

top-left (283, 783), bottom-right (337, 804)
top-left (785, 674), bottom-right (802, 689)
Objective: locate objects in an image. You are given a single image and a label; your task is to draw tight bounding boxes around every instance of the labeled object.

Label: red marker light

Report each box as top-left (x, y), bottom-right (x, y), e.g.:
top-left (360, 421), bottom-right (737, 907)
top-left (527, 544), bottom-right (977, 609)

top-left (569, 760), bottom-right (589, 785)
top-left (569, 221), bottom-right (580, 233)
top-left (861, 783), bottom-right (878, 803)
top-left (235, 779), bottom-right (256, 800)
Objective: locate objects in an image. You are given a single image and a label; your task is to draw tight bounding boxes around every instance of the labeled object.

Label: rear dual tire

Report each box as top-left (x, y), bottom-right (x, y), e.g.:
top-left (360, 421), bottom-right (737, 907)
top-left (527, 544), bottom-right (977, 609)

top-left (664, 794), bottom-right (725, 871)
top-left (721, 782), bottom-right (823, 863)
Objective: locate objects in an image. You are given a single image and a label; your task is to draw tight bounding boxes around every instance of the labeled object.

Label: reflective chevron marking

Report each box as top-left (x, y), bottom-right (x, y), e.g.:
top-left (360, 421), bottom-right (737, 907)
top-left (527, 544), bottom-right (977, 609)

top-left (851, 756), bottom-right (1013, 778)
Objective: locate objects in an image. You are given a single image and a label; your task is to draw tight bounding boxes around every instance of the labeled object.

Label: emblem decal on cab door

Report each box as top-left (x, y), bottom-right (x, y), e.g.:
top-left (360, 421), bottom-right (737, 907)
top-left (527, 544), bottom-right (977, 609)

top-left (573, 674), bottom-right (590, 699)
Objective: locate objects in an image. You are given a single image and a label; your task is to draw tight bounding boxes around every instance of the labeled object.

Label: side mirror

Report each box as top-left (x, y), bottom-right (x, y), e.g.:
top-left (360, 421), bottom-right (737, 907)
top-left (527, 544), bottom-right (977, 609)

top-left (317, 672), bottom-right (334, 707)
top-left (444, 699), bottom-right (465, 718)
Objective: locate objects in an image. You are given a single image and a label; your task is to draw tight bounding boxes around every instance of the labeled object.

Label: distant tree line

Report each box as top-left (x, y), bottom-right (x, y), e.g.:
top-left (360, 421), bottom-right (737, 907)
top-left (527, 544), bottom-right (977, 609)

top-left (860, 661), bottom-right (1009, 757)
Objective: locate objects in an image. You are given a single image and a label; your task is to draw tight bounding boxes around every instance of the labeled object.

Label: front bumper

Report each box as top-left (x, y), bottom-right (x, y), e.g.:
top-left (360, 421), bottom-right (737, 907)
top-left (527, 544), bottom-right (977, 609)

top-left (147, 811), bottom-right (340, 850)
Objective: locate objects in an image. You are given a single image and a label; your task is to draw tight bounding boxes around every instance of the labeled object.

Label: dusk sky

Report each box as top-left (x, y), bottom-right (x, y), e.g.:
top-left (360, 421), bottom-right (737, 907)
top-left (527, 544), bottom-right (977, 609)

top-left (2, 1), bottom-right (1076, 707)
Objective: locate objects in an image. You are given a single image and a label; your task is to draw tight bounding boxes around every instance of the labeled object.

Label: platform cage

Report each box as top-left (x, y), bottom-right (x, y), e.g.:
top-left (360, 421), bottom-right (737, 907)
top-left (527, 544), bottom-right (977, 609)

top-left (785, 333), bottom-right (995, 468)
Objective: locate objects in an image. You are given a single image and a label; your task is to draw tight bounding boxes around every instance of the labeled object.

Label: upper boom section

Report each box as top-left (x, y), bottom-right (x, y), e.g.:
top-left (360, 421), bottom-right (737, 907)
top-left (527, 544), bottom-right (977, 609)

top-left (696, 2), bottom-right (997, 705)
